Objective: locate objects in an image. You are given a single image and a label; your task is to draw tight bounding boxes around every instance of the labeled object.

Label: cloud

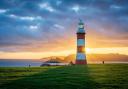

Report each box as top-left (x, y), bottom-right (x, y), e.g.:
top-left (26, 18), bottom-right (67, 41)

top-left (0, 0), bottom-right (128, 52)
top-left (71, 5), bottom-right (80, 13)
top-left (0, 9), bottom-right (8, 13)
top-left (110, 5), bottom-right (123, 9)
top-left (9, 14), bottom-right (42, 21)
top-left (39, 2), bottom-right (55, 12)
top-left (29, 25), bottom-right (38, 30)
top-left (53, 24), bottom-right (64, 29)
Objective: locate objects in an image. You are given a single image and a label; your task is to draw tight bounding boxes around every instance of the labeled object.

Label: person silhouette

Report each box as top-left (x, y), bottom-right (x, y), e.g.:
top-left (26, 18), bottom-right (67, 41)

top-left (29, 64), bottom-right (31, 67)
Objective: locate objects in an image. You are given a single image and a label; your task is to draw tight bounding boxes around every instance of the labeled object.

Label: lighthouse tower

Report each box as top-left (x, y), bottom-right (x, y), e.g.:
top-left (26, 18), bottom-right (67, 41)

top-left (76, 20), bottom-right (87, 65)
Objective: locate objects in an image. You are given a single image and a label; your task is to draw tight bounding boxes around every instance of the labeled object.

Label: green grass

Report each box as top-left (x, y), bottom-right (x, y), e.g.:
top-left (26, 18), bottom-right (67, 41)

top-left (0, 64), bottom-right (128, 89)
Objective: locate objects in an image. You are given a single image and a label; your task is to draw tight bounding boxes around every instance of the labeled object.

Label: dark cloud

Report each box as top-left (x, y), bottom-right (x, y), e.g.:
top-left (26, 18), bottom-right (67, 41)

top-left (0, 0), bottom-right (128, 52)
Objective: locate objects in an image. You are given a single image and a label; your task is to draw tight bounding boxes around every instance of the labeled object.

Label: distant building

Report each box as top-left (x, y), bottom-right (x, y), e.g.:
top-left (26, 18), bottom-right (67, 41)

top-left (76, 20), bottom-right (87, 65)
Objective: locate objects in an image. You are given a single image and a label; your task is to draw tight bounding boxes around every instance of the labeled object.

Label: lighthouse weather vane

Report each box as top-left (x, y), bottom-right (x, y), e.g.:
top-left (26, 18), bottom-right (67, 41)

top-left (76, 19), bottom-right (87, 64)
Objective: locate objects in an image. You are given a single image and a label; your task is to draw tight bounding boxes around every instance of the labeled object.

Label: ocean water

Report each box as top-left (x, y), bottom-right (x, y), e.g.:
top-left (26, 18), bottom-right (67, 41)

top-left (0, 59), bottom-right (42, 67)
top-left (0, 59), bottom-right (128, 67)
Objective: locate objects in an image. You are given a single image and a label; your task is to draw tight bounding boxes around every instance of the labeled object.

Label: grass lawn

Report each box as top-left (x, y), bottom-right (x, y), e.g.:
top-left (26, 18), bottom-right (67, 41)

top-left (0, 64), bottom-right (128, 89)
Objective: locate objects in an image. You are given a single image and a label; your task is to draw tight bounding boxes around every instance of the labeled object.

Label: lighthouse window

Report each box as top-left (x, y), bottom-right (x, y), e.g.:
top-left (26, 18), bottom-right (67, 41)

top-left (79, 24), bottom-right (84, 28)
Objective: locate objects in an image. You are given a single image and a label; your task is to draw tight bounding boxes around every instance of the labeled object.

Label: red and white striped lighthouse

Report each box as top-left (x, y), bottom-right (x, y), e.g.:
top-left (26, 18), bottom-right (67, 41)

top-left (76, 20), bottom-right (87, 65)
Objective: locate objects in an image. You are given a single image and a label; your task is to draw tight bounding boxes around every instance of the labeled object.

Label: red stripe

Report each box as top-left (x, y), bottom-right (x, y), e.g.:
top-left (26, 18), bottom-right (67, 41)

top-left (75, 60), bottom-right (87, 65)
top-left (77, 34), bottom-right (85, 39)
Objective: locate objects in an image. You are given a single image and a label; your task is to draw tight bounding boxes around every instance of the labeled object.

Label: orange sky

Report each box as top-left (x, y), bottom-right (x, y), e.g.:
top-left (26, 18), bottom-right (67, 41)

top-left (0, 47), bottom-right (127, 59)
top-left (0, 31), bottom-right (128, 59)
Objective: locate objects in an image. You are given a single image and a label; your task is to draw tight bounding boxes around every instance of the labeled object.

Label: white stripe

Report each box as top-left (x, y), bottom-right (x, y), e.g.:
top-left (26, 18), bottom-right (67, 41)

top-left (77, 39), bottom-right (85, 46)
top-left (76, 53), bottom-right (86, 60)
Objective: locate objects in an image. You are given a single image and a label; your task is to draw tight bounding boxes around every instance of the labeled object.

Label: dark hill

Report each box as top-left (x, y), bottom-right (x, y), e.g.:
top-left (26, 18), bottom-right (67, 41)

top-left (41, 54), bottom-right (128, 63)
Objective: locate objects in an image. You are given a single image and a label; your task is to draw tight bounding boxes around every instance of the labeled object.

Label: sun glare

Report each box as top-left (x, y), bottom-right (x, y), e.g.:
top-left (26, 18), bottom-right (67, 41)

top-left (86, 48), bottom-right (91, 53)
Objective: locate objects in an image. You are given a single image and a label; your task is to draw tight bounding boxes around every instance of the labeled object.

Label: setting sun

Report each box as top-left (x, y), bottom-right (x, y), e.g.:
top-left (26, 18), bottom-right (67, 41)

top-left (86, 48), bottom-right (91, 53)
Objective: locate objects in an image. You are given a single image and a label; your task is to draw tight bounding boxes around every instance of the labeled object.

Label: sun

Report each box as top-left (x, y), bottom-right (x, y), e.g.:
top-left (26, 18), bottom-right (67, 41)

top-left (86, 48), bottom-right (91, 53)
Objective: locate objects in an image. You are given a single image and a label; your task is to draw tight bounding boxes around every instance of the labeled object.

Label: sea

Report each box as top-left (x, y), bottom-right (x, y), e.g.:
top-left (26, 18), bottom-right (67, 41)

top-left (0, 59), bottom-right (128, 67)
top-left (0, 59), bottom-right (43, 67)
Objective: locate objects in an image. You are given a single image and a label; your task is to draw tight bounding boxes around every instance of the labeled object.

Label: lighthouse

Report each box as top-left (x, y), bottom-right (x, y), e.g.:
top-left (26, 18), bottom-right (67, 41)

top-left (76, 20), bottom-right (87, 65)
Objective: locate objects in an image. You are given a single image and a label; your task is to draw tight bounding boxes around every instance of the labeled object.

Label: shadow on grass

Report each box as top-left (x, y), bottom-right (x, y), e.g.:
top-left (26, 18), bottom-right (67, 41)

top-left (1, 65), bottom-right (98, 89)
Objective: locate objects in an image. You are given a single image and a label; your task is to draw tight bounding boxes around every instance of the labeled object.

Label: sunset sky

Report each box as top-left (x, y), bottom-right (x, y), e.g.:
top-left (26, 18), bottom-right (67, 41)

top-left (0, 0), bottom-right (128, 59)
